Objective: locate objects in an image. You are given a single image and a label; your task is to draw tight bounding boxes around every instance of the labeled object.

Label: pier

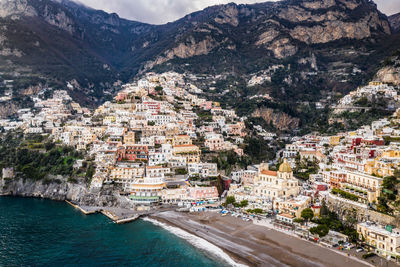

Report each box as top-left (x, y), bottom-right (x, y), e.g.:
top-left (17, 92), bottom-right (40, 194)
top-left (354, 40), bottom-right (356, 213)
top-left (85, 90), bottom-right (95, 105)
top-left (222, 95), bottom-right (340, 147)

top-left (65, 200), bottom-right (141, 223)
top-left (65, 200), bottom-right (175, 224)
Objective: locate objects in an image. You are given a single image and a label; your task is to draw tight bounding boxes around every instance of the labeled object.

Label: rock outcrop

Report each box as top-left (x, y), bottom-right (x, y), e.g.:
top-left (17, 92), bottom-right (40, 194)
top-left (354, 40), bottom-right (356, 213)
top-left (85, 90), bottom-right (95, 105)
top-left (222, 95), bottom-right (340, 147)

top-left (252, 108), bottom-right (300, 131)
top-left (389, 13), bottom-right (400, 33)
top-left (0, 0), bottom-right (396, 123)
top-left (376, 66), bottom-right (400, 85)
top-left (214, 4), bottom-right (239, 27)
top-left (289, 12), bottom-right (390, 44)
top-left (0, 176), bottom-right (132, 208)
top-left (0, 0), bottom-right (37, 18)
top-left (1, 177), bottom-right (88, 202)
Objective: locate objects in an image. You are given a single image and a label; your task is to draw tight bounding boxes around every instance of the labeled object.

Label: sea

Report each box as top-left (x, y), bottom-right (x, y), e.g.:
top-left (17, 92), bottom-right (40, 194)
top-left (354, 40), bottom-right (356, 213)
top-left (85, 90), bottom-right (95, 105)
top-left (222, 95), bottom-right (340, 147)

top-left (0, 197), bottom-right (235, 267)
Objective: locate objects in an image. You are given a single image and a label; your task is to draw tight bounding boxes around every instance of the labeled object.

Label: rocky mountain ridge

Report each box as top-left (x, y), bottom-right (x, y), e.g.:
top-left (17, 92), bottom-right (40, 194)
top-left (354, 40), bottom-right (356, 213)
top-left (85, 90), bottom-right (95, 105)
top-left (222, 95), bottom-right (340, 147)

top-left (0, 0), bottom-right (399, 132)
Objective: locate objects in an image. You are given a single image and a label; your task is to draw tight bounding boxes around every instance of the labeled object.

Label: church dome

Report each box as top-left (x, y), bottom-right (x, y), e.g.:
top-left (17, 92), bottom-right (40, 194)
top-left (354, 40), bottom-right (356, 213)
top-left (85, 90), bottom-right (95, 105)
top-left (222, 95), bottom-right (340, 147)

top-left (279, 159), bottom-right (292, 173)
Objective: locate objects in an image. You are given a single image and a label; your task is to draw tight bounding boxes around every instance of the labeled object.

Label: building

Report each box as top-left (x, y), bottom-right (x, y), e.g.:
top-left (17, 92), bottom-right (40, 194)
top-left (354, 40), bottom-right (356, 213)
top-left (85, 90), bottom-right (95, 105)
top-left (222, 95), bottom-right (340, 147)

top-left (117, 145), bottom-right (149, 162)
top-left (205, 134), bottom-right (225, 151)
top-left (187, 186), bottom-right (219, 201)
top-left (129, 177), bottom-right (166, 205)
top-left (172, 144), bottom-right (201, 163)
top-left (342, 171), bottom-right (382, 203)
top-left (274, 195), bottom-right (311, 218)
top-left (188, 163), bottom-right (218, 178)
top-left (357, 222), bottom-right (400, 259)
top-left (253, 159), bottom-right (300, 201)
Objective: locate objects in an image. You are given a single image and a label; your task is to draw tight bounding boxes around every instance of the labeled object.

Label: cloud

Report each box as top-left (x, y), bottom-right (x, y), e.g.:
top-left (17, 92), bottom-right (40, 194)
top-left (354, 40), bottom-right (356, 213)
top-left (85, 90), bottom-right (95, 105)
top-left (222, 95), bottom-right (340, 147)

top-left (76, 0), bottom-right (400, 25)
top-left (76, 0), bottom-right (268, 24)
top-left (375, 0), bottom-right (400, 16)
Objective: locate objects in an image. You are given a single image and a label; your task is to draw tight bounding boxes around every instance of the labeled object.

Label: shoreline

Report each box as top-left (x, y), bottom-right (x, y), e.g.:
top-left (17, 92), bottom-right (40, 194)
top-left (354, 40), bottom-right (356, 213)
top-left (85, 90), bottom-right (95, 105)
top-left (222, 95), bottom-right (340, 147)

top-left (146, 216), bottom-right (252, 266)
top-left (0, 196), bottom-right (379, 267)
top-left (149, 210), bottom-right (372, 267)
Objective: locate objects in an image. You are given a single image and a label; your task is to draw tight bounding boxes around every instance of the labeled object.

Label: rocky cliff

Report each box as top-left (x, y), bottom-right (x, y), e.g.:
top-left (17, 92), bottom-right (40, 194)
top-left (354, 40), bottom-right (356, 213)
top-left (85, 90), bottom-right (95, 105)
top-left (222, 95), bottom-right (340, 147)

top-left (0, 0), bottom-right (399, 132)
top-left (143, 0), bottom-right (391, 69)
top-left (375, 51), bottom-right (400, 85)
top-left (252, 108), bottom-right (300, 131)
top-left (0, 176), bottom-right (131, 208)
top-left (389, 13), bottom-right (400, 33)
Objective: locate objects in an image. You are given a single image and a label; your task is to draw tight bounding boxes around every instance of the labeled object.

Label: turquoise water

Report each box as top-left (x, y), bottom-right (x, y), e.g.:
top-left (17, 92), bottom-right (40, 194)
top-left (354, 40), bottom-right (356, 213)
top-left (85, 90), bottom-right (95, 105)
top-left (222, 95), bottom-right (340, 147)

top-left (0, 197), bottom-right (227, 267)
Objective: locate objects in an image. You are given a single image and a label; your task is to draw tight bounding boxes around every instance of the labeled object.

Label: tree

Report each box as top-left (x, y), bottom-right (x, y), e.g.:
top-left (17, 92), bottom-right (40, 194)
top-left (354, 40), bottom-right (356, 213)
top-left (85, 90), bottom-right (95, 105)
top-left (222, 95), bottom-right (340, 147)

top-left (293, 218), bottom-right (304, 224)
top-left (225, 196), bottom-right (236, 206)
top-left (320, 200), bottom-right (329, 218)
top-left (45, 142), bottom-right (55, 151)
top-left (239, 200), bottom-right (249, 208)
top-left (301, 208), bottom-right (314, 225)
top-left (310, 224), bottom-right (329, 237)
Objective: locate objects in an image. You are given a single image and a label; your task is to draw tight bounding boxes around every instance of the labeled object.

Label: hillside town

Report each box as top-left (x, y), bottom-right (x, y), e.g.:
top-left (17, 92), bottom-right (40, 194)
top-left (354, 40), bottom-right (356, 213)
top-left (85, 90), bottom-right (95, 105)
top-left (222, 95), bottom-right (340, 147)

top-left (1, 72), bottom-right (400, 263)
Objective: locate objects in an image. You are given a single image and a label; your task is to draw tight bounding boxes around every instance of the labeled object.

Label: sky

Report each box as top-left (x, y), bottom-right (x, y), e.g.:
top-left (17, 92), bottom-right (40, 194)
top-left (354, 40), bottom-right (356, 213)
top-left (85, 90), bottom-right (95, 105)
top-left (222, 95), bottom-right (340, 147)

top-left (75, 0), bottom-right (400, 25)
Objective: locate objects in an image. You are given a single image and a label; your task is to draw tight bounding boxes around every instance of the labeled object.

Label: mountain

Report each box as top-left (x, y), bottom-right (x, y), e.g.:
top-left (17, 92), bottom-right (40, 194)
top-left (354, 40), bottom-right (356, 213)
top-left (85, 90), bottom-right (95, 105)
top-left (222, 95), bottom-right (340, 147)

top-left (376, 50), bottom-right (400, 85)
top-left (0, 0), bottom-right (153, 106)
top-left (0, 0), bottom-right (399, 131)
top-left (389, 13), bottom-right (400, 33)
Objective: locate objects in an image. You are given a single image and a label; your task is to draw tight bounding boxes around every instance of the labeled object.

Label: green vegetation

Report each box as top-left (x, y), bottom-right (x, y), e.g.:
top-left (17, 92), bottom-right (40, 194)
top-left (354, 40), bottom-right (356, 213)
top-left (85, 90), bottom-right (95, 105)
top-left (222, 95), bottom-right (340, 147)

top-left (331, 188), bottom-right (359, 202)
top-left (223, 196), bottom-right (248, 208)
top-left (236, 200), bottom-right (249, 208)
top-left (194, 108), bottom-right (213, 123)
top-left (313, 202), bottom-right (359, 242)
top-left (0, 132), bottom-right (91, 184)
top-left (301, 208), bottom-right (314, 225)
top-left (224, 196), bottom-right (236, 206)
top-left (310, 224), bottom-right (329, 237)
top-left (247, 208), bottom-right (265, 214)
top-left (362, 253), bottom-right (376, 259)
top-left (154, 86), bottom-right (163, 92)
top-left (293, 218), bottom-right (304, 224)
top-left (243, 136), bottom-right (275, 164)
top-left (376, 172), bottom-right (400, 214)
top-left (211, 151), bottom-right (249, 175)
top-left (294, 156), bottom-right (319, 180)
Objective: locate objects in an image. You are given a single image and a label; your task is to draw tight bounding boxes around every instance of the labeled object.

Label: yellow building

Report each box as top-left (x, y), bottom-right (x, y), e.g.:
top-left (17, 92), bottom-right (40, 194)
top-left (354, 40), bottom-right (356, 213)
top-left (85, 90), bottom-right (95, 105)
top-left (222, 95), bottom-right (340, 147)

top-left (173, 144), bottom-right (201, 163)
top-left (172, 135), bottom-right (192, 146)
top-left (109, 166), bottom-right (145, 184)
top-left (357, 222), bottom-right (400, 259)
top-left (329, 136), bottom-right (341, 146)
top-left (124, 131), bottom-right (136, 145)
top-left (365, 149), bottom-right (400, 177)
top-left (342, 171), bottom-right (382, 203)
top-left (253, 159), bottom-right (300, 201)
top-left (382, 149), bottom-right (400, 159)
top-left (369, 81), bottom-right (384, 86)
top-left (103, 116), bottom-right (116, 124)
top-left (274, 195), bottom-right (311, 218)
top-left (129, 178), bottom-right (166, 204)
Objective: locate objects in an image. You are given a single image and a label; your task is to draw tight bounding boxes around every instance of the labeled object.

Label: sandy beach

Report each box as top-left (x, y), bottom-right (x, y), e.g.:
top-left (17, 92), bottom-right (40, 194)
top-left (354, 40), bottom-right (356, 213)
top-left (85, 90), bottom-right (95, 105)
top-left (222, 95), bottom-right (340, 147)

top-left (150, 211), bottom-right (371, 267)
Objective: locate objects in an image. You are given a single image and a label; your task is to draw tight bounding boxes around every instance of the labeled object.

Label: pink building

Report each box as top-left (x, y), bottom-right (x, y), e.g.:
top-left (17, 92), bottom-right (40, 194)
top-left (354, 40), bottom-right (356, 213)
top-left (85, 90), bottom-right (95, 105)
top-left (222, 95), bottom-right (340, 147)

top-left (205, 136), bottom-right (225, 151)
top-left (200, 101), bottom-right (213, 110)
top-left (188, 187), bottom-right (219, 201)
top-left (242, 170), bottom-right (257, 185)
top-left (115, 92), bottom-right (128, 101)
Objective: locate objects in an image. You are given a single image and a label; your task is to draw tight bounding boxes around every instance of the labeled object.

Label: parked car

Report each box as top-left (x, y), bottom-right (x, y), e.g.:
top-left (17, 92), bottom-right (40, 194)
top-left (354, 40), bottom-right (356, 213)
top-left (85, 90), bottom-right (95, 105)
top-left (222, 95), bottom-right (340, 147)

top-left (356, 247), bottom-right (364, 252)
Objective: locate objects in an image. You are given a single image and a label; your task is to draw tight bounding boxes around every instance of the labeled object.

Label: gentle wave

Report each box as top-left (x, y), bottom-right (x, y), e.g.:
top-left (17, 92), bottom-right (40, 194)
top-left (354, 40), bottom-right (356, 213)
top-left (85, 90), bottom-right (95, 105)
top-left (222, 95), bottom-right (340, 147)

top-left (142, 217), bottom-right (248, 267)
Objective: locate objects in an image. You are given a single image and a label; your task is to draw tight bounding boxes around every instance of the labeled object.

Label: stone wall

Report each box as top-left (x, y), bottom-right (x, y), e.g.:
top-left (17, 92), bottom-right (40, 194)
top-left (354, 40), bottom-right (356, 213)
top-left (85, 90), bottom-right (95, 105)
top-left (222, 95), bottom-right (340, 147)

top-left (327, 194), bottom-right (398, 227)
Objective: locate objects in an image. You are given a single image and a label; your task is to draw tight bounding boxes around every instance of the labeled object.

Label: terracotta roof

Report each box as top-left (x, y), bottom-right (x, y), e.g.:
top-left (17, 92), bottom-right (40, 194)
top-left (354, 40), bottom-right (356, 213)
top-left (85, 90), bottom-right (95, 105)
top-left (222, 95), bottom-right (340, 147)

top-left (261, 170), bottom-right (277, 176)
